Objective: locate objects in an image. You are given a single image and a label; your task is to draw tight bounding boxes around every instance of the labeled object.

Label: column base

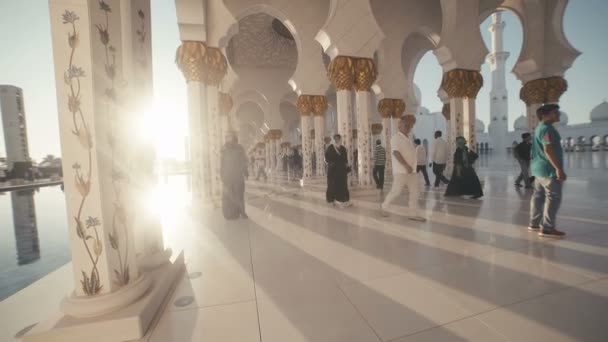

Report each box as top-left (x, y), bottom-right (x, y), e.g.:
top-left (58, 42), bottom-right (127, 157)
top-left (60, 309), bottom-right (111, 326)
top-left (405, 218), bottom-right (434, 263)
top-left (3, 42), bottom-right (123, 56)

top-left (137, 248), bottom-right (173, 271)
top-left (22, 252), bottom-right (185, 342)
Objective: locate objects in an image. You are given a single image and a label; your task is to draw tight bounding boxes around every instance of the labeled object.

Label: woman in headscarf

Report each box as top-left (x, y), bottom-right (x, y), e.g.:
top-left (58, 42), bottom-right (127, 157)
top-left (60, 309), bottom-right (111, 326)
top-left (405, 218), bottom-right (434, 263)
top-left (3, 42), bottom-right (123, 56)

top-left (445, 136), bottom-right (483, 199)
top-left (325, 134), bottom-right (352, 207)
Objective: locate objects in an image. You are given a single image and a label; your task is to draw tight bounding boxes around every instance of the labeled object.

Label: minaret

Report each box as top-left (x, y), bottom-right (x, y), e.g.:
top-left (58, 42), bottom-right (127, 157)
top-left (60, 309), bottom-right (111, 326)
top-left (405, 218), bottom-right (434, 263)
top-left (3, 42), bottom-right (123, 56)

top-left (487, 12), bottom-right (510, 153)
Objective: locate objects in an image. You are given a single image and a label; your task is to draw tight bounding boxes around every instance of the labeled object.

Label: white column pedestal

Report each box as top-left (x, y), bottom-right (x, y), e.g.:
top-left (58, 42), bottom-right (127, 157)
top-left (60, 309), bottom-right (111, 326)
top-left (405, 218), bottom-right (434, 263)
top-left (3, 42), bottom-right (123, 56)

top-left (382, 117), bottom-right (392, 176)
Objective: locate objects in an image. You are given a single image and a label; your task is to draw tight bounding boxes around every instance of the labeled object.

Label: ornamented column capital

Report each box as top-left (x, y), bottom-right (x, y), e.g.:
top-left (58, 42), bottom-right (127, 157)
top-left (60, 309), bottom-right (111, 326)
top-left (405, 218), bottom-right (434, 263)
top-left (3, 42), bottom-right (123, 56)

top-left (402, 114), bottom-right (417, 126)
top-left (377, 98), bottom-right (394, 119)
top-left (546, 76), bottom-right (568, 103)
top-left (392, 99), bottom-right (405, 118)
top-left (203, 46), bottom-right (227, 86)
top-left (520, 76), bottom-right (567, 105)
top-left (268, 129), bottom-right (282, 140)
top-left (311, 95), bottom-right (328, 116)
top-left (328, 56), bottom-right (355, 91)
top-left (296, 95), bottom-right (313, 116)
top-left (371, 123), bottom-right (383, 135)
top-left (442, 103), bottom-right (451, 120)
top-left (354, 58), bottom-right (377, 92)
top-left (175, 41), bottom-right (206, 83)
top-left (219, 92), bottom-right (233, 115)
top-left (441, 69), bottom-right (484, 99)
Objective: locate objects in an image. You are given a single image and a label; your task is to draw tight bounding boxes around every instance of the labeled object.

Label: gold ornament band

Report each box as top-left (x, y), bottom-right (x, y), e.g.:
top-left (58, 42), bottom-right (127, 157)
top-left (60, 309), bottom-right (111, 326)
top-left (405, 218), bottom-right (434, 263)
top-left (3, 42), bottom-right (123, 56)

top-left (441, 69), bottom-right (484, 99)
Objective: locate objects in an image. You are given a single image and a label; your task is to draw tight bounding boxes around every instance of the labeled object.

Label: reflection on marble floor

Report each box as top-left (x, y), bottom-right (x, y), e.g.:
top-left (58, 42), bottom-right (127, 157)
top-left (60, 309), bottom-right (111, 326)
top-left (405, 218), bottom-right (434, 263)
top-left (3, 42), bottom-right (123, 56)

top-left (1, 153), bottom-right (607, 341)
top-left (148, 152), bottom-right (608, 342)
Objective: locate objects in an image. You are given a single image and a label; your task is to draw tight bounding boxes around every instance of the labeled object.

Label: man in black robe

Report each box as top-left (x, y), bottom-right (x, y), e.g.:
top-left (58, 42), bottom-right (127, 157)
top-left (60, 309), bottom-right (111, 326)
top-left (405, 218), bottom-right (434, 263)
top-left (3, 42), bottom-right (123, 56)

top-left (220, 133), bottom-right (249, 219)
top-left (325, 134), bottom-right (352, 207)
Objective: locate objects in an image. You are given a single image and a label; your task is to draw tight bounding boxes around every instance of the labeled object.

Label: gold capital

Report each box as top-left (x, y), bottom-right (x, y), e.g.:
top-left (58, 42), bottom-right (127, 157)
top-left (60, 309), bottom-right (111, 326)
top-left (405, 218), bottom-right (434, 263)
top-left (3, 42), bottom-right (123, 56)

top-left (441, 69), bottom-right (483, 99)
top-left (377, 98), bottom-right (406, 119)
top-left (354, 58), bottom-right (376, 91)
top-left (392, 99), bottom-right (405, 118)
top-left (311, 96), bottom-right (328, 116)
top-left (327, 56), bottom-right (355, 91)
top-left (203, 46), bottom-right (227, 86)
top-left (296, 95), bottom-right (313, 116)
top-left (371, 123), bottom-right (383, 135)
top-left (268, 129), bottom-right (282, 140)
top-left (519, 76), bottom-right (567, 106)
top-left (219, 92), bottom-right (233, 115)
top-left (175, 41), bottom-right (206, 83)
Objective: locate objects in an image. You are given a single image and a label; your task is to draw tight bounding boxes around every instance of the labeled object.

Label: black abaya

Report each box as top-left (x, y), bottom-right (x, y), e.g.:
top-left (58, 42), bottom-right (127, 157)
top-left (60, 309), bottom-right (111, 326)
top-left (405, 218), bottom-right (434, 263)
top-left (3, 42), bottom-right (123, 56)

top-left (220, 142), bottom-right (248, 219)
top-left (445, 147), bottom-right (483, 198)
top-left (325, 144), bottom-right (350, 203)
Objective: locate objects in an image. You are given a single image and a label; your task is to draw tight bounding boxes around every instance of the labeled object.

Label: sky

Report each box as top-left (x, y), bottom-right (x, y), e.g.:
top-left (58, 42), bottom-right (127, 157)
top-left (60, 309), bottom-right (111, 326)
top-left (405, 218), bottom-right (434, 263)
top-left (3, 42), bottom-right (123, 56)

top-left (0, 0), bottom-right (607, 161)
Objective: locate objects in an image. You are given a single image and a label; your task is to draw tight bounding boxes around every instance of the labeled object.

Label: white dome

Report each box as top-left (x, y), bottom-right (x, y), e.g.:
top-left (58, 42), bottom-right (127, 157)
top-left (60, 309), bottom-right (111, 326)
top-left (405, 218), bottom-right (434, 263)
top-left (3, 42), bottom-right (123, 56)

top-left (590, 101), bottom-right (608, 122)
top-left (475, 119), bottom-right (485, 133)
top-left (557, 110), bottom-right (569, 126)
top-left (514, 115), bottom-right (527, 131)
top-left (417, 106), bottom-right (430, 116)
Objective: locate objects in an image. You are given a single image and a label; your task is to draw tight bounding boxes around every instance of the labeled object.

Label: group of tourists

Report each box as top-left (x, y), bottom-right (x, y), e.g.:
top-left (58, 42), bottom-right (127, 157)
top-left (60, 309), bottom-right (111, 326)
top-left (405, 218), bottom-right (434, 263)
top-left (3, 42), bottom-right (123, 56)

top-left (323, 103), bottom-right (567, 238)
top-left (221, 104), bottom-right (566, 238)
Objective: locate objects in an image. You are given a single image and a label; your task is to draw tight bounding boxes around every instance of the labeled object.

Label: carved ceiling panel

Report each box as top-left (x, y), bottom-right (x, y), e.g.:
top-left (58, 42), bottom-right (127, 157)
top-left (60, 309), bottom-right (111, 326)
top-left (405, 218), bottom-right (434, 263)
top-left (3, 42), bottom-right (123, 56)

top-left (227, 13), bottom-right (297, 70)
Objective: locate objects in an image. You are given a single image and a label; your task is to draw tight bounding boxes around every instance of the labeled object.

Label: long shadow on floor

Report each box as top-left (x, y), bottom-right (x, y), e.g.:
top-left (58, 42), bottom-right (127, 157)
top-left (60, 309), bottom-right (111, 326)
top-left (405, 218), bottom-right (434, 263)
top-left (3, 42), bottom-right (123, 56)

top-left (246, 190), bottom-right (608, 341)
top-left (203, 213), bottom-right (472, 342)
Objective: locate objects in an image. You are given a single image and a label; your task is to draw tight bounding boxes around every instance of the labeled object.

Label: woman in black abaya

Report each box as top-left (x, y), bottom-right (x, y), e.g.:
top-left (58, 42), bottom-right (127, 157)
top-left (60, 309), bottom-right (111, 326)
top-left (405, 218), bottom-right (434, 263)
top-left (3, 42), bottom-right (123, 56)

top-left (445, 136), bottom-right (483, 199)
top-left (325, 134), bottom-right (352, 207)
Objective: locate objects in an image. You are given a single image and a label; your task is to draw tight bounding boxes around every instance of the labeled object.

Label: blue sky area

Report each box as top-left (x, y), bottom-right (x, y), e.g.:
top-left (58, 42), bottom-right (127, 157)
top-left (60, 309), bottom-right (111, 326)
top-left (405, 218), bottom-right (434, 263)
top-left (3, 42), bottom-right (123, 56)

top-left (0, 0), bottom-right (606, 160)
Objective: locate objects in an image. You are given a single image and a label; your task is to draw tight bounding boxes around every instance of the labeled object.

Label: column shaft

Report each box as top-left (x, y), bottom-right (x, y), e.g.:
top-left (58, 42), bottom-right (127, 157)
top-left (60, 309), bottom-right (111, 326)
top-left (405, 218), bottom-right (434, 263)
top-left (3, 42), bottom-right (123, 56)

top-left (355, 91), bottom-right (372, 186)
top-left (48, 0), bottom-right (148, 311)
top-left (301, 116), bottom-right (313, 179)
top-left (314, 116), bottom-right (325, 176)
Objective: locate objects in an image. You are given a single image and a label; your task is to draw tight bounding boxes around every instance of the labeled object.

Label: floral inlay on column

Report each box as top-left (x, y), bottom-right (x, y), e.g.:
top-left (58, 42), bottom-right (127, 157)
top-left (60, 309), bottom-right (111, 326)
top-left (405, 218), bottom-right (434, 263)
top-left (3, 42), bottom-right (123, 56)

top-left (95, 0), bottom-right (131, 288)
top-left (62, 9), bottom-right (103, 296)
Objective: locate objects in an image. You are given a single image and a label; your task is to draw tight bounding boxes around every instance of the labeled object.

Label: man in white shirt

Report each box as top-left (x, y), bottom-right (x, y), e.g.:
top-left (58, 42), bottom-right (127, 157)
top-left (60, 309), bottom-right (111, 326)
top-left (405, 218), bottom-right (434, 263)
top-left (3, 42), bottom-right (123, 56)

top-left (430, 130), bottom-right (450, 187)
top-left (414, 139), bottom-right (430, 186)
top-left (381, 116), bottom-right (425, 221)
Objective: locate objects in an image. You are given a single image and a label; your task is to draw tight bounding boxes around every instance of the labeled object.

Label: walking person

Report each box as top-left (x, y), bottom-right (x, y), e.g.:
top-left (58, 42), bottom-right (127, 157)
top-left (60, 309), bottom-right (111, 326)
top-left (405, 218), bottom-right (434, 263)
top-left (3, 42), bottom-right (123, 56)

top-left (514, 133), bottom-right (533, 189)
top-left (255, 147), bottom-right (267, 181)
top-left (528, 104), bottom-right (566, 238)
top-left (445, 136), bottom-right (483, 199)
top-left (325, 134), bottom-right (352, 207)
top-left (414, 139), bottom-right (431, 187)
top-left (220, 133), bottom-right (249, 219)
top-left (430, 130), bottom-right (450, 187)
top-left (381, 116), bottom-right (425, 221)
top-left (372, 140), bottom-right (386, 191)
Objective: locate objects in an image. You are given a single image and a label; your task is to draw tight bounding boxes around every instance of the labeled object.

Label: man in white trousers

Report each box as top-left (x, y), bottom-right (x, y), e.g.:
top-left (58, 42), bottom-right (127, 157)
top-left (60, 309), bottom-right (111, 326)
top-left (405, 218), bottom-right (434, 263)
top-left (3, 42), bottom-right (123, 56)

top-left (381, 116), bottom-right (425, 222)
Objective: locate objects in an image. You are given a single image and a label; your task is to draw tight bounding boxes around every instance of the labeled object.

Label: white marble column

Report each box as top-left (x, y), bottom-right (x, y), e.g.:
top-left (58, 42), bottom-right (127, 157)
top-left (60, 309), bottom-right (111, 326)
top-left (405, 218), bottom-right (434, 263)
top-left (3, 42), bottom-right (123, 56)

top-left (353, 58), bottom-right (376, 186)
top-left (120, 0), bottom-right (169, 270)
top-left (265, 137), bottom-right (271, 175)
top-left (297, 95), bottom-right (314, 181)
top-left (312, 96), bottom-right (328, 177)
top-left (441, 69), bottom-right (483, 153)
top-left (382, 117), bottom-right (392, 174)
top-left (177, 42), bottom-right (210, 205)
top-left (274, 136), bottom-right (283, 172)
top-left (442, 103), bottom-right (455, 175)
top-left (219, 92), bottom-right (234, 140)
top-left (328, 56), bottom-right (355, 185)
top-left (47, 0), bottom-right (149, 318)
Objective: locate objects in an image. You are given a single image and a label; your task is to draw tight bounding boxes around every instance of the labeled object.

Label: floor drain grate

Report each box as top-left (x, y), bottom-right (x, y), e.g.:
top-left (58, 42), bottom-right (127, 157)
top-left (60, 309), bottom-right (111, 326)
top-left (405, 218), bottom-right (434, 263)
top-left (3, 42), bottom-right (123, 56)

top-left (174, 296), bottom-right (194, 307)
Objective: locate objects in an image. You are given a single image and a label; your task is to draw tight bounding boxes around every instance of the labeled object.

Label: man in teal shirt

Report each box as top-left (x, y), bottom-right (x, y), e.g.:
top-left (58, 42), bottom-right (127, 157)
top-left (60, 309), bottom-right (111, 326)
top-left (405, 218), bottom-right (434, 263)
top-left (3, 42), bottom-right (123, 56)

top-left (528, 104), bottom-right (566, 238)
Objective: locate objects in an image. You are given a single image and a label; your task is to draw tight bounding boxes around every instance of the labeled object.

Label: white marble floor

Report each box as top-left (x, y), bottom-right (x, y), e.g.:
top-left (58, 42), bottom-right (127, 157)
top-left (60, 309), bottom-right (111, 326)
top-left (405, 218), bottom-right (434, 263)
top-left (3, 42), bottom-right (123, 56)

top-left (2, 152), bottom-right (607, 341)
top-left (147, 152), bottom-right (608, 342)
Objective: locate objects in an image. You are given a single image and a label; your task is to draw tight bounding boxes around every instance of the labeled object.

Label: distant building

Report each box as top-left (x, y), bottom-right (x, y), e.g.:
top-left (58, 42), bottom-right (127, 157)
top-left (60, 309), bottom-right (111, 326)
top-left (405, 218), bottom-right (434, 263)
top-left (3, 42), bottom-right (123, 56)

top-left (0, 85), bottom-right (31, 170)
